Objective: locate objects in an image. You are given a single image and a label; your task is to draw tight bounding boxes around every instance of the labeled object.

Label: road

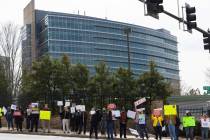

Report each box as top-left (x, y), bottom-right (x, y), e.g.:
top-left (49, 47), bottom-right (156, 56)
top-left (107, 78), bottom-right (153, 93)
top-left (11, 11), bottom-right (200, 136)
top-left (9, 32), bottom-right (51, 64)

top-left (0, 133), bottom-right (173, 140)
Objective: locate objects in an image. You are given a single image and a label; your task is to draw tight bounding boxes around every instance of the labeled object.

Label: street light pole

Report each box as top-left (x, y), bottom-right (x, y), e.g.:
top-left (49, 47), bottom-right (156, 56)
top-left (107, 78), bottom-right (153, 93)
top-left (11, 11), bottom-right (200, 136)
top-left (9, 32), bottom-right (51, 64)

top-left (124, 27), bottom-right (132, 72)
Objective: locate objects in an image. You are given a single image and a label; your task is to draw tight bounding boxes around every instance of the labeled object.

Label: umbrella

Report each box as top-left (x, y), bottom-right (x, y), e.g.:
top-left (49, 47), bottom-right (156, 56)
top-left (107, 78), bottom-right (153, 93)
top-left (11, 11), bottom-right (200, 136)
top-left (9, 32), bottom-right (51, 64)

top-left (107, 103), bottom-right (116, 110)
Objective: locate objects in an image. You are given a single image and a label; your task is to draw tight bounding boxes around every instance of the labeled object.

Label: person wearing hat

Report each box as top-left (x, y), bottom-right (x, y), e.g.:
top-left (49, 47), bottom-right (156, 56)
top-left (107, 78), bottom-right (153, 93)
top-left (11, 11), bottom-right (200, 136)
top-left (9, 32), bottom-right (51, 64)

top-left (200, 114), bottom-right (209, 140)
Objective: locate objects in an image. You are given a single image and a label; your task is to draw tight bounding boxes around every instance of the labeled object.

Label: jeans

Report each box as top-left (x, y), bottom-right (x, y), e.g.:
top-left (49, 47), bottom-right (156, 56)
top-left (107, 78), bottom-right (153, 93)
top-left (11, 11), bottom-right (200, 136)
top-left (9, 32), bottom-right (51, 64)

top-left (168, 124), bottom-right (177, 140)
top-left (154, 126), bottom-right (162, 140)
top-left (120, 123), bottom-right (126, 138)
top-left (7, 119), bottom-right (14, 130)
top-left (42, 120), bottom-right (50, 133)
top-left (137, 124), bottom-right (148, 139)
top-left (62, 119), bottom-right (70, 133)
top-left (185, 127), bottom-right (194, 140)
top-left (107, 122), bottom-right (114, 139)
top-left (201, 127), bottom-right (209, 140)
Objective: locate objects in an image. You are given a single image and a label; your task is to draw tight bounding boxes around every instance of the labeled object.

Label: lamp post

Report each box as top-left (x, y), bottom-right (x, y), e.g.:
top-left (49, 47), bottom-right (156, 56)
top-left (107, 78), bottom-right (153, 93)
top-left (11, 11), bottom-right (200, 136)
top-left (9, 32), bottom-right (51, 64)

top-left (124, 27), bottom-right (132, 72)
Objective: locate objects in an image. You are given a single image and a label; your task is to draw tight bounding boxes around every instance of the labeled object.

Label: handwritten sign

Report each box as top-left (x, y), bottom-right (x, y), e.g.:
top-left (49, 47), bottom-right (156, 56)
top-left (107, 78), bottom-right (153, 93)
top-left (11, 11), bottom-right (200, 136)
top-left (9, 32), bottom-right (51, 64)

top-left (139, 114), bottom-right (146, 124)
top-left (57, 101), bottom-right (63, 106)
top-left (112, 110), bottom-right (121, 117)
top-left (127, 110), bottom-right (136, 119)
top-left (134, 97), bottom-right (146, 107)
top-left (65, 101), bottom-right (70, 107)
top-left (164, 105), bottom-right (177, 115)
top-left (182, 116), bottom-right (195, 127)
top-left (39, 110), bottom-right (51, 120)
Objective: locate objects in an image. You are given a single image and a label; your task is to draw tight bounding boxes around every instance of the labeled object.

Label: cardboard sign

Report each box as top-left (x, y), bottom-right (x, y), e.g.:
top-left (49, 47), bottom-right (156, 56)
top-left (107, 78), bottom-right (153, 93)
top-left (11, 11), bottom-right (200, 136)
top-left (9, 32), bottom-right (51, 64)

top-left (164, 105), bottom-right (177, 115)
top-left (65, 101), bottom-right (70, 107)
top-left (139, 114), bottom-right (146, 124)
top-left (134, 97), bottom-right (146, 107)
top-left (76, 105), bottom-right (85, 112)
top-left (70, 107), bottom-right (75, 113)
top-left (182, 116), bottom-right (196, 127)
top-left (11, 104), bottom-right (16, 110)
top-left (57, 101), bottom-right (63, 106)
top-left (39, 110), bottom-right (51, 120)
top-left (127, 110), bottom-right (136, 119)
top-left (112, 110), bottom-right (121, 117)
top-left (153, 108), bottom-right (162, 116)
top-left (201, 119), bottom-right (210, 128)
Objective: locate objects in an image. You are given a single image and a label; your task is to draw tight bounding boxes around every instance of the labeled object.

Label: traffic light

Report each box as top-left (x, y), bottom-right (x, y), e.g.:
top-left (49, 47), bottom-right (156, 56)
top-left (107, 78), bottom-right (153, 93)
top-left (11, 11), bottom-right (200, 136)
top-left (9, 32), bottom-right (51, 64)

top-left (185, 4), bottom-right (197, 32)
top-left (146, 0), bottom-right (164, 19)
top-left (203, 31), bottom-right (210, 51)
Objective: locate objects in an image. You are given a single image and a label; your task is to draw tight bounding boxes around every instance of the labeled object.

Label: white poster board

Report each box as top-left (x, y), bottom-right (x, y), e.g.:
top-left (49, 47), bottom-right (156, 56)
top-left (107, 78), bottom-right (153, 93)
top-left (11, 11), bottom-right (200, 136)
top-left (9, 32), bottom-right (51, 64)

top-left (139, 114), bottom-right (146, 124)
top-left (129, 128), bottom-right (139, 136)
top-left (3, 106), bottom-right (7, 115)
top-left (127, 110), bottom-right (136, 119)
top-left (90, 110), bottom-right (96, 115)
top-left (57, 101), bottom-right (63, 106)
top-left (31, 103), bottom-right (39, 108)
top-left (11, 104), bottom-right (16, 110)
top-left (112, 110), bottom-right (121, 117)
top-left (76, 105), bottom-right (85, 112)
top-left (65, 101), bottom-right (70, 107)
top-left (134, 97), bottom-right (146, 107)
top-left (70, 107), bottom-right (75, 113)
top-left (201, 119), bottom-right (210, 128)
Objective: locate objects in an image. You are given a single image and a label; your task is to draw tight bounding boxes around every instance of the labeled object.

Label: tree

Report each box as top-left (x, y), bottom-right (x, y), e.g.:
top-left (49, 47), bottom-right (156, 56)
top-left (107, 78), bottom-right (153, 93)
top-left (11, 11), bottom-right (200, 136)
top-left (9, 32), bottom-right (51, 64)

top-left (88, 61), bottom-right (114, 108)
top-left (0, 61), bottom-right (11, 106)
top-left (0, 23), bottom-right (23, 98)
top-left (113, 67), bottom-right (136, 108)
top-left (137, 61), bottom-right (173, 101)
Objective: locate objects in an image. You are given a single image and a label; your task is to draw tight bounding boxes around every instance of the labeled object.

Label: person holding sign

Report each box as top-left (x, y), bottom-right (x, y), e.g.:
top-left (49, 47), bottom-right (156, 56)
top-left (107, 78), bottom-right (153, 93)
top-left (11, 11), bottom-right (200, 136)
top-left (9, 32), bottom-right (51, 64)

top-left (60, 106), bottom-right (70, 134)
top-left (151, 111), bottom-right (163, 140)
top-left (41, 104), bottom-right (51, 133)
top-left (30, 104), bottom-right (39, 132)
top-left (200, 114), bottom-right (209, 140)
top-left (165, 115), bottom-right (177, 140)
top-left (135, 110), bottom-right (148, 140)
top-left (13, 107), bottom-right (24, 132)
top-left (0, 107), bottom-right (3, 128)
top-left (120, 107), bottom-right (127, 139)
top-left (182, 111), bottom-right (195, 140)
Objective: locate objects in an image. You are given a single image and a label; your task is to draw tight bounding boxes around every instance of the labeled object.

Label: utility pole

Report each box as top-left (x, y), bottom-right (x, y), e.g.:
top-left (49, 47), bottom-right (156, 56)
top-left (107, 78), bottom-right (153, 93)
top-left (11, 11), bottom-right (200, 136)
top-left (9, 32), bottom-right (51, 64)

top-left (124, 27), bottom-right (132, 72)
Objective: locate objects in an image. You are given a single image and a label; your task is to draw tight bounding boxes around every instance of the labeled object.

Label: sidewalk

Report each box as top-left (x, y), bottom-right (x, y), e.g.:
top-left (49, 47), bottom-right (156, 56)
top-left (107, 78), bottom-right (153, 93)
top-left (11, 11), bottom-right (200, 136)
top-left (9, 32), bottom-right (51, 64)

top-left (0, 127), bottom-right (172, 140)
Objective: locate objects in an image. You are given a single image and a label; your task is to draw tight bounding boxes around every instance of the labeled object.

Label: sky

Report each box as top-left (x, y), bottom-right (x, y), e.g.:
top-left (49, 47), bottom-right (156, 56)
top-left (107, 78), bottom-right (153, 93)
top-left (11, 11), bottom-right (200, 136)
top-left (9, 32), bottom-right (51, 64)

top-left (0, 0), bottom-right (210, 94)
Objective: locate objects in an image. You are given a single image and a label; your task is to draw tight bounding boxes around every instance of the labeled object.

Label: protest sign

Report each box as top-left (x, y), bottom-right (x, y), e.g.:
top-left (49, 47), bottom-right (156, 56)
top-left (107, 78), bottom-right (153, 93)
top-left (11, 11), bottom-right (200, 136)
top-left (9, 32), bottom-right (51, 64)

top-left (127, 110), bottom-right (136, 119)
top-left (70, 107), bottom-right (75, 113)
top-left (201, 119), bottom-right (210, 128)
top-left (139, 114), bottom-right (146, 124)
top-left (129, 128), bottom-right (139, 136)
top-left (11, 104), bottom-right (16, 110)
top-left (57, 101), bottom-right (63, 106)
top-left (39, 110), bottom-right (51, 120)
top-left (136, 108), bottom-right (145, 112)
top-left (76, 105), bottom-right (85, 112)
top-left (112, 110), bottom-right (121, 117)
top-left (182, 116), bottom-right (196, 127)
top-left (31, 103), bottom-right (39, 108)
top-left (90, 110), bottom-right (96, 115)
top-left (164, 105), bottom-right (177, 115)
top-left (3, 106), bottom-right (7, 115)
top-left (134, 97), bottom-right (146, 107)
top-left (65, 101), bottom-right (70, 107)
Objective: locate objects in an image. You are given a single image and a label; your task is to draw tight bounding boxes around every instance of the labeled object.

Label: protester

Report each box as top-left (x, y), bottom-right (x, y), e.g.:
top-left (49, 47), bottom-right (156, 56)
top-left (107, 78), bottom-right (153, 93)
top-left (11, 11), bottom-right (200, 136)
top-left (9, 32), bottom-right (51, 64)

top-left (13, 107), bottom-right (24, 132)
top-left (100, 108), bottom-right (107, 136)
top-left (183, 111), bottom-right (194, 140)
top-left (120, 107), bottom-right (127, 139)
top-left (70, 110), bottom-right (76, 132)
top-left (77, 109), bottom-right (83, 134)
top-left (106, 110), bottom-right (114, 139)
top-left (175, 116), bottom-right (181, 140)
top-left (60, 106), bottom-right (70, 134)
top-left (41, 104), bottom-right (51, 133)
top-left (165, 115), bottom-right (177, 140)
top-left (25, 105), bottom-right (32, 130)
top-left (30, 104), bottom-right (39, 132)
top-left (200, 114), bottom-right (209, 140)
top-left (83, 111), bottom-right (88, 135)
top-left (5, 107), bottom-right (14, 130)
top-left (151, 112), bottom-right (163, 140)
top-left (112, 111), bottom-right (118, 137)
top-left (0, 107), bottom-right (3, 128)
top-left (89, 108), bottom-right (101, 139)
top-left (136, 110), bottom-right (149, 140)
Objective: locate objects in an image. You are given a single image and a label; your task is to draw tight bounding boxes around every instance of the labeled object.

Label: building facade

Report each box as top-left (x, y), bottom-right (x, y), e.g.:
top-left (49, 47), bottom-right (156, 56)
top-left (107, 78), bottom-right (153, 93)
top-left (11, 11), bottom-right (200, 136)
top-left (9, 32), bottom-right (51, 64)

top-left (22, 0), bottom-right (180, 94)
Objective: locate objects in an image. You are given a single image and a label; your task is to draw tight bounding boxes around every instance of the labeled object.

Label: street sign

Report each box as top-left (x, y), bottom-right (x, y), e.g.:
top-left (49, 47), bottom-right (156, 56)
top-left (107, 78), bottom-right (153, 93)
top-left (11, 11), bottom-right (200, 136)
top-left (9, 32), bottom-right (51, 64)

top-left (203, 86), bottom-right (210, 91)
